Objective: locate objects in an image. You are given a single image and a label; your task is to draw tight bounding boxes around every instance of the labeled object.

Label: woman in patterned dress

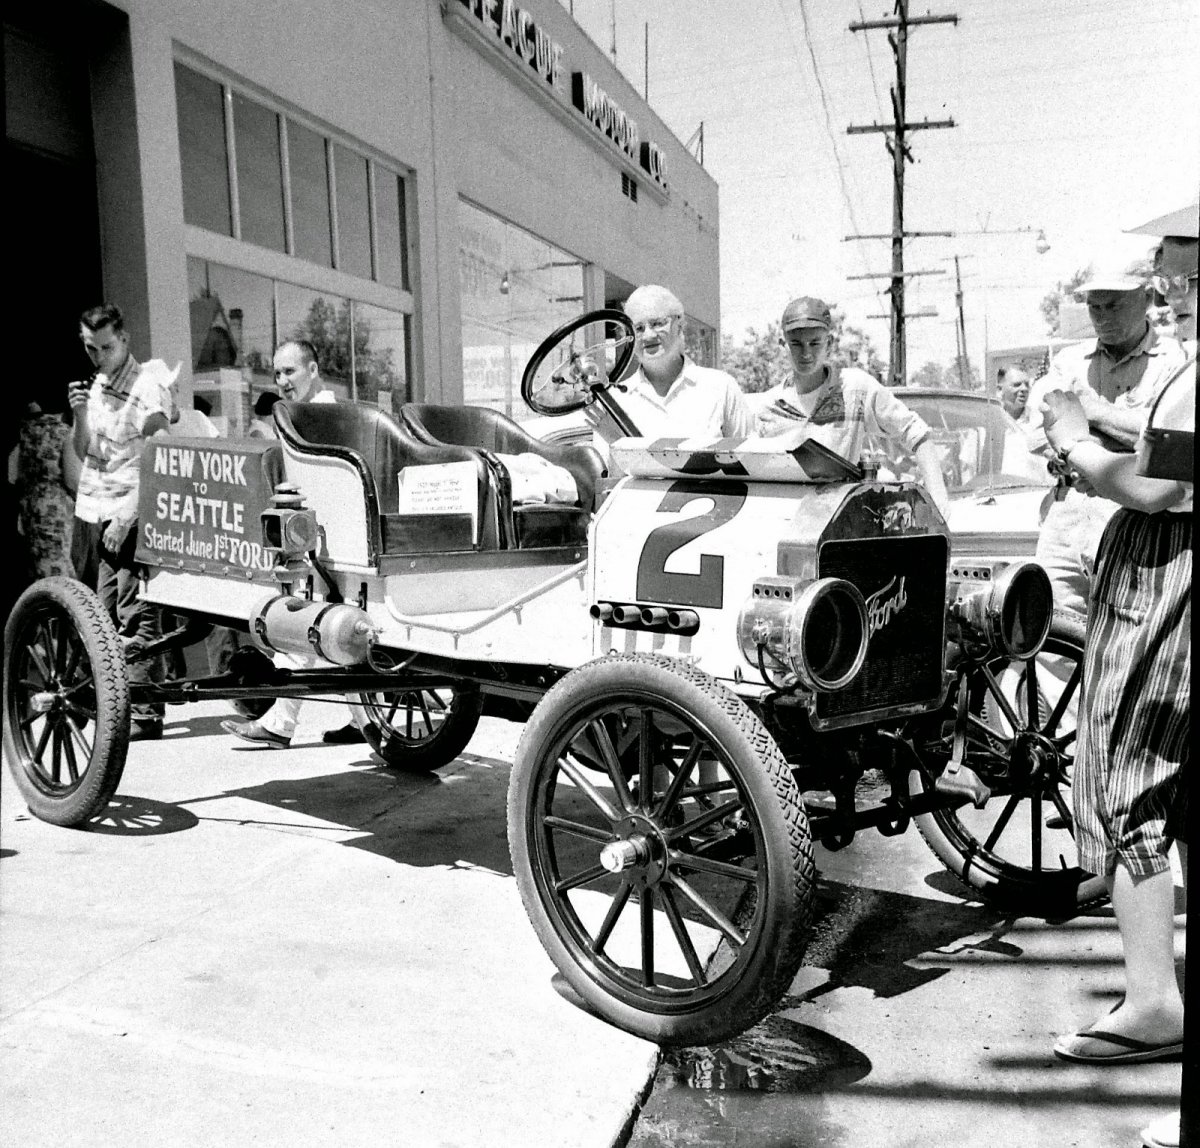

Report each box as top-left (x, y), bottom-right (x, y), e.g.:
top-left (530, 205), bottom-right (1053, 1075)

top-left (1042, 345), bottom-right (1192, 1074)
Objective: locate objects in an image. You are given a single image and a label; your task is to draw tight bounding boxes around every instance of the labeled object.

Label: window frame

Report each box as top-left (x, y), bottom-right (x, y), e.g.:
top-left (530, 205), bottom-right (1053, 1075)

top-left (174, 50), bottom-right (416, 398)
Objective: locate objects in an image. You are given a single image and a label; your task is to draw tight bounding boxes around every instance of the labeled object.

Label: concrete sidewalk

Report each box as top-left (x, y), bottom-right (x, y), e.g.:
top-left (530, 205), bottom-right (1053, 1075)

top-left (1, 701), bottom-right (657, 1148)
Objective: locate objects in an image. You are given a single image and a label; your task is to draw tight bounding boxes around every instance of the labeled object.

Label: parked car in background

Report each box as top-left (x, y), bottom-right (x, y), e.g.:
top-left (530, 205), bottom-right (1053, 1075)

top-left (877, 388), bottom-right (1055, 562)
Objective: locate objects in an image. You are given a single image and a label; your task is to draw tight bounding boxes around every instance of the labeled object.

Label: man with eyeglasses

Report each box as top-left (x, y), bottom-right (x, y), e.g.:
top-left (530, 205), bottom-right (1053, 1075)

top-left (587, 284), bottom-right (754, 456)
top-left (1024, 253), bottom-right (1187, 625)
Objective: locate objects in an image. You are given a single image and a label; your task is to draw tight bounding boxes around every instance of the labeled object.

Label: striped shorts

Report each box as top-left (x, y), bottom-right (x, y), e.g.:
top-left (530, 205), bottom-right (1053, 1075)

top-left (1073, 509), bottom-right (1191, 879)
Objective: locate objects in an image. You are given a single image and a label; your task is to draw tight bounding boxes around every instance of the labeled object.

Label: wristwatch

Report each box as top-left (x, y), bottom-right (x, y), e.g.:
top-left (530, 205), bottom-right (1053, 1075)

top-left (1056, 438), bottom-right (1084, 464)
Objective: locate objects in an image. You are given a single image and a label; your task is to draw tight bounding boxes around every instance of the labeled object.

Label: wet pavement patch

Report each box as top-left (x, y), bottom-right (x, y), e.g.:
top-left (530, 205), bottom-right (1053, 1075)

top-left (659, 1015), bottom-right (872, 1094)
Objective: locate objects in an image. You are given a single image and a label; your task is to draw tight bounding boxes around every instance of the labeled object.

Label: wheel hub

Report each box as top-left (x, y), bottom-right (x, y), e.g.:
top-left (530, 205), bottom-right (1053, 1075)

top-left (601, 815), bottom-right (667, 886)
top-left (1011, 731), bottom-right (1059, 790)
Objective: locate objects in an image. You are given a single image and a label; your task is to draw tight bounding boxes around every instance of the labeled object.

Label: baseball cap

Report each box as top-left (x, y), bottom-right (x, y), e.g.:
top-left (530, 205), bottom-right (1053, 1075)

top-left (1075, 254), bottom-right (1148, 295)
top-left (781, 296), bottom-right (832, 331)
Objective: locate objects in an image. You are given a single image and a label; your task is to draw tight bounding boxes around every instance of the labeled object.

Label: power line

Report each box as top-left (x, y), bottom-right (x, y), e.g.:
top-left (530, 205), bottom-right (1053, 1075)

top-left (846, 1), bottom-right (959, 387)
top-left (856, 1), bottom-right (886, 121)
top-left (776, 0), bottom-right (887, 315)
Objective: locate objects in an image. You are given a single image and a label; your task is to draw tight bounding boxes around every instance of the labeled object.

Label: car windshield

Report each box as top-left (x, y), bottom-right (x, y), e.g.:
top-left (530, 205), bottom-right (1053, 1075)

top-left (870, 391), bottom-right (1054, 496)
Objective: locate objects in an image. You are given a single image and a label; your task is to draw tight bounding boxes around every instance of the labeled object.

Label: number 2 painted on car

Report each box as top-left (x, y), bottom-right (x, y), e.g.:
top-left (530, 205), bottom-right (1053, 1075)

top-left (635, 480), bottom-right (749, 608)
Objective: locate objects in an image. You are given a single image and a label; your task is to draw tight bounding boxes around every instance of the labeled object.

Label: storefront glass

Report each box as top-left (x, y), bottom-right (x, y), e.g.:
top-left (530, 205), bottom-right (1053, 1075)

top-left (458, 199), bottom-right (584, 420)
top-left (187, 257), bottom-right (412, 432)
top-left (187, 257), bottom-right (276, 434)
top-left (353, 302), bottom-right (409, 413)
top-left (683, 317), bottom-right (717, 368)
top-left (276, 282), bottom-right (352, 399)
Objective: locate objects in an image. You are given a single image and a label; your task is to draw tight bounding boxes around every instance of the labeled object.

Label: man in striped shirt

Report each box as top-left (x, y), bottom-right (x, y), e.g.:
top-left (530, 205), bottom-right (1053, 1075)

top-left (69, 303), bottom-right (178, 739)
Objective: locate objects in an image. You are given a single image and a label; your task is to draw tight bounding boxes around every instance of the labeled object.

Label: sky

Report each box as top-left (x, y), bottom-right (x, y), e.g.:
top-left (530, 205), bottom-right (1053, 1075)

top-left (563, 0), bottom-right (1200, 379)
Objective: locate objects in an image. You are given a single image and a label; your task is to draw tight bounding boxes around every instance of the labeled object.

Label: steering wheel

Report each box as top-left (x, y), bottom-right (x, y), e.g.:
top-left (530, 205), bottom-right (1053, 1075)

top-left (520, 309), bottom-right (636, 417)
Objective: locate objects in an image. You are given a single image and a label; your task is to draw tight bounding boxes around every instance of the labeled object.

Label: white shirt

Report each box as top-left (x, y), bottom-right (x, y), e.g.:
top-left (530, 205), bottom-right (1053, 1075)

top-left (587, 357), bottom-right (754, 464)
top-left (757, 365), bottom-right (933, 464)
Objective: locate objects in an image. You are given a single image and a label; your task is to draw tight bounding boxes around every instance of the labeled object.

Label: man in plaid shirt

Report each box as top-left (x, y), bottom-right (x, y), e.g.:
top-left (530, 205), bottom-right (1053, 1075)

top-left (69, 303), bottom-right (178, 739)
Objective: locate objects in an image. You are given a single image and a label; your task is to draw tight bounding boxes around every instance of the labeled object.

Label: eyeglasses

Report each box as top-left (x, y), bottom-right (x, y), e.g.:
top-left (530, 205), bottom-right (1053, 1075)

top-left (631, 315), bottom-right (679, 337)
top-left (1152, 272), bottom-right (1198, 296)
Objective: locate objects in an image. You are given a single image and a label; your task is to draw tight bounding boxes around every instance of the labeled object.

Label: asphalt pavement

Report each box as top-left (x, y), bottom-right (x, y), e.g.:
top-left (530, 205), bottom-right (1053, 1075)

top-left (0, 700), bottom-right (656, 1148)
top-left (1, 700), bottom-right (1187, 1148)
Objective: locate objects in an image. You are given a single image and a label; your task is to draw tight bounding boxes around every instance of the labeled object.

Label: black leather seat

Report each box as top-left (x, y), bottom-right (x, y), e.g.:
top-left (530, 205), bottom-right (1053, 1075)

top-left (401, 404), bottom-right (606, 549)
top-left (274, 400), bottom-right (502, 553)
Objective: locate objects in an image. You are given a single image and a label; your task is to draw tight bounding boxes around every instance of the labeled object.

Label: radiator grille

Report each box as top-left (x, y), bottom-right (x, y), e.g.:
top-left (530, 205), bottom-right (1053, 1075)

top-left (816, 534), bottom-right (947, 722)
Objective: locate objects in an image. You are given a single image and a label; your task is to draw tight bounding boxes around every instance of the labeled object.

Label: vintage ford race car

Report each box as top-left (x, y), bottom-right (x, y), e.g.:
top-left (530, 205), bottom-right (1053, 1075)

top-left (3, 311), bottom-right (1097, 1046)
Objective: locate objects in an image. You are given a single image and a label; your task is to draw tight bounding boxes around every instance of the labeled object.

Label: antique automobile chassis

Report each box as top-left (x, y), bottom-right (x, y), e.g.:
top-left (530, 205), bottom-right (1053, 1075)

top-left (3, 310), bottom-right (1099, 1047)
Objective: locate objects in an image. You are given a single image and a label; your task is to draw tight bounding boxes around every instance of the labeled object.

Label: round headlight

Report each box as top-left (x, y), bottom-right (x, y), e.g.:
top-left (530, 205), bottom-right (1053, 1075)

top-left (948, 560), bottom-right (1052, 660)
top-left (788, 578), bottom-right (870, 691)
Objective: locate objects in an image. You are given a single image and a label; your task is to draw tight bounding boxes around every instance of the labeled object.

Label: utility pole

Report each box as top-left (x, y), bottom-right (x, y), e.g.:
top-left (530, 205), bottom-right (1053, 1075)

top-left (644, 23), bottom-right (649, 100)
top-left (846, 2), bottom-right (958, 387)
top-left (953, 255), bottom-right (969, 389)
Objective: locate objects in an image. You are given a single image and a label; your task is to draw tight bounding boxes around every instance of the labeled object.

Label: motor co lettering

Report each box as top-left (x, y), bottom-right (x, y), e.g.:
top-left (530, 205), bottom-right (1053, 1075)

top-left (572, 73), bottom-right (638, 160)
top-left (449, 0), bottom-right (669, 192)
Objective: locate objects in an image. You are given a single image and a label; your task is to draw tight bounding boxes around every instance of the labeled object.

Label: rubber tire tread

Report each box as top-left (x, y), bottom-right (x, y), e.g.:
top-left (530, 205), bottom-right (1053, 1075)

top-left (348, 685), bottom-right (483, 772)
top-left (3, 577), bottom-right (130, 826)
top-left (508, 652), bottom-right (816, 1046)
top-left (910, 611), bottom-right (1106, 915)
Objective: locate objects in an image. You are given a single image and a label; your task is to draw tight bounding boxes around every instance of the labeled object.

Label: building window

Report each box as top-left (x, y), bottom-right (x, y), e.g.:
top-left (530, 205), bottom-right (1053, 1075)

top-left (287, 119), bottom-right (333, 268)
top-left (233, 95), bottom-right (286, 252)
top-left (458, 199), bottom-right (585, 420)
top-left (374, 165), bottom-right (409, 290)
top-left (173, 60), bottom-right (411, 287)
top-left (175, 62), bottom-right (232, 236)
top-left (175, 58), bottom-right (414, 422)
top-left (335, 145), bottom-right (372, 280)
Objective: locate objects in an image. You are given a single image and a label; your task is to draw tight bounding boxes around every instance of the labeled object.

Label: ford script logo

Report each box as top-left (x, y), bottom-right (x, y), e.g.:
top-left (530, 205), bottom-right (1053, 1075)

top-left (866, 576), bottom-right (908, 637)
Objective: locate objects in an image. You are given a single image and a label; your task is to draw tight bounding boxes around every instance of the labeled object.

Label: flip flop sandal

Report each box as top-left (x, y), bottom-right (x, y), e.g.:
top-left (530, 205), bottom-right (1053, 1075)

top-left (1052, 1029), bottom-right (1184, 1065)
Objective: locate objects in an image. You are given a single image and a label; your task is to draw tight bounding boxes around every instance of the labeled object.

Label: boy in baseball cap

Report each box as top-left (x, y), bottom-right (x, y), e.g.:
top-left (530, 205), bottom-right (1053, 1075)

top-left (756, 295), bottom-right (950, 517)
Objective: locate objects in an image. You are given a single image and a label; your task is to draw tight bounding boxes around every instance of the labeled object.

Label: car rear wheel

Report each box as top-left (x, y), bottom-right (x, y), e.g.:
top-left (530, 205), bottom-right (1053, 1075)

top-left (3, 577), bottom-right (130, 826)
top-left (347, 684), bottom-right (483, 771)
top-left (509, 654), bottom-right (815, 1046)
top-left (907, 613), bottom-right (1105, 915)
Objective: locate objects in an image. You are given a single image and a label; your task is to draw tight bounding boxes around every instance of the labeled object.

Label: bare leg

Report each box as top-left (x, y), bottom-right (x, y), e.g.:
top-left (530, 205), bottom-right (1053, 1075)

top-left (1091, 864), bottom-right (1184, 1043)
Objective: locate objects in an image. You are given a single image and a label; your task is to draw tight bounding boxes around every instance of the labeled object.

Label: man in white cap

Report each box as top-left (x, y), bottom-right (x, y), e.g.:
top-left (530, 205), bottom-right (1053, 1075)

top-left (1026, 254), bottom-right (1186, 623)
top-left (756, 295), bottom-right (950, 517)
